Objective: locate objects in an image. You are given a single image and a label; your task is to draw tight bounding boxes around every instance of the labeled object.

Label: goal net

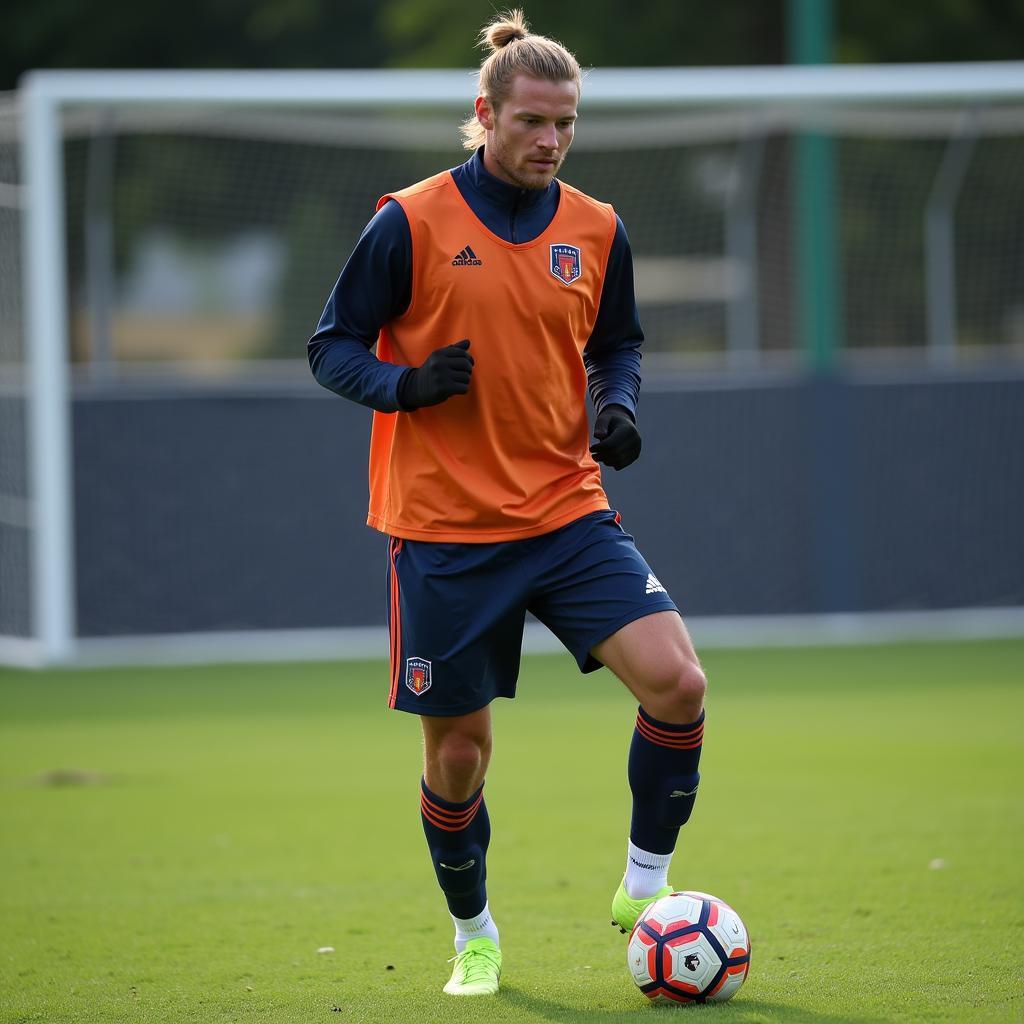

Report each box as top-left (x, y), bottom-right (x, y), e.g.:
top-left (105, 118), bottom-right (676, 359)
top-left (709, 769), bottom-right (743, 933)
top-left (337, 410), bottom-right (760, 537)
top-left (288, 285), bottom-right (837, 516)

top-left (0, 95), bottom-right (29, 656)
top-left (3, 65), bottom-right (1023, 665)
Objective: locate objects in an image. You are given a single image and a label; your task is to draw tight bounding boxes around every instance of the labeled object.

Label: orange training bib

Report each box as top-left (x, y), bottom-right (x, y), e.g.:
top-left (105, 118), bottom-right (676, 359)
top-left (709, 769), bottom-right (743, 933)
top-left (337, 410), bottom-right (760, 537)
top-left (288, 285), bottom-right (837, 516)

top-left (366, 171), bottom-right (617, 542)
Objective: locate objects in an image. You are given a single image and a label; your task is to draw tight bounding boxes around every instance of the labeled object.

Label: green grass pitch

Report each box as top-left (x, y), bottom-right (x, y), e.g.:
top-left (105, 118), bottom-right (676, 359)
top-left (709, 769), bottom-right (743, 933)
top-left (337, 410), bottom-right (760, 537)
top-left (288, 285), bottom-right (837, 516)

top-left (1, 638), bottom-right (1022, 1023)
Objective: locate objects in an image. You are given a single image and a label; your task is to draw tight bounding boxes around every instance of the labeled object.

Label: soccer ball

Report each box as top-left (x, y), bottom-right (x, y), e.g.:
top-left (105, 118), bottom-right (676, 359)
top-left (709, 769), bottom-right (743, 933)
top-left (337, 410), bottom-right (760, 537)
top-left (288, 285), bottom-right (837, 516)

top-left (626, 890), bottom-right (751, 1004)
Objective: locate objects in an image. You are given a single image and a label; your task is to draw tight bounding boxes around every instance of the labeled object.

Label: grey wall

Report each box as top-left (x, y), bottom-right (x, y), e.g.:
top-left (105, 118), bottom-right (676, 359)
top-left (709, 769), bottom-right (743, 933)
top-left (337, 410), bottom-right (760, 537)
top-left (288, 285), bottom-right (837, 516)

top-left (69, 371), bottom-right (1024, 636)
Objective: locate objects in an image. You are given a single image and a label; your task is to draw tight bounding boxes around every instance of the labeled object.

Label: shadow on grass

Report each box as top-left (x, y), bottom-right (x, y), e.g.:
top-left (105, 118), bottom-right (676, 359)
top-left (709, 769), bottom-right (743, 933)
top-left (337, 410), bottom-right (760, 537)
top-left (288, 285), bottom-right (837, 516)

top-left (500, 986), bottom-right (887, 1023)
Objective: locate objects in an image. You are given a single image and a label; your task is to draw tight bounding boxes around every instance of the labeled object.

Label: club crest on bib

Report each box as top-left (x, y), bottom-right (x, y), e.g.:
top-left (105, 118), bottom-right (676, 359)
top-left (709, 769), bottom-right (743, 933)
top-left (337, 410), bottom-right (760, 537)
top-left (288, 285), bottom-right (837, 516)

top-left (550, 243), bottom-right (582, 285)
top-left (406, 657), bottom-right (432, 696)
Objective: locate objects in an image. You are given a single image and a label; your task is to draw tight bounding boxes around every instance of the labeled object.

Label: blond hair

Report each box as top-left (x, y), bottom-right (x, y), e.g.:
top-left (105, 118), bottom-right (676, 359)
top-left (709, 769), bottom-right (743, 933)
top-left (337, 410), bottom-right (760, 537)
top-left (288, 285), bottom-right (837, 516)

top-left (460, 9), bottom-right (582, 151)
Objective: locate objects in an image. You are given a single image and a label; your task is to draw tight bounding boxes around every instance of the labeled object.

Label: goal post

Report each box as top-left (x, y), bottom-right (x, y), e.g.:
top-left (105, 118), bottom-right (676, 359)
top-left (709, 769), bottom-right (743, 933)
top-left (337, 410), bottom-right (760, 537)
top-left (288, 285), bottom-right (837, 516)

top-left (19, 80), bottom-right (75, 666)
top-left (6, 62), bottom-right (1024, 667)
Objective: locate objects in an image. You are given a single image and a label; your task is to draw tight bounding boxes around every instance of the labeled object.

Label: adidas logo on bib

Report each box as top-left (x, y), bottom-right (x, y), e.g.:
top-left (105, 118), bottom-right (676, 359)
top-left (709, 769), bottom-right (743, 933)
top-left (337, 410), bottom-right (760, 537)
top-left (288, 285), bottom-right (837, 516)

top-left (645, 573), bottom-right (666, 595)
top-left (452, 244), bottom-right (482, 266)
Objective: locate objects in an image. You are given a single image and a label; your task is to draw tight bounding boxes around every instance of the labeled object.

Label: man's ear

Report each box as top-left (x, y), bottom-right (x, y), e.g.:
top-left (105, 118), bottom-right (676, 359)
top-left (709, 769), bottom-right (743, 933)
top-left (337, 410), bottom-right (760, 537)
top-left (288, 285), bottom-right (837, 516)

top-left (474, 95), bottom-right (495, 132)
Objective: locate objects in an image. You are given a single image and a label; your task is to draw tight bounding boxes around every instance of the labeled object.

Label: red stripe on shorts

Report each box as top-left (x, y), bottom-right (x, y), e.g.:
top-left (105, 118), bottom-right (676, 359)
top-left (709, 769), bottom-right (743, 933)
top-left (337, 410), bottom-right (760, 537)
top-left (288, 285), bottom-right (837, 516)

top-left (387, 538), bottom-right (404, 708)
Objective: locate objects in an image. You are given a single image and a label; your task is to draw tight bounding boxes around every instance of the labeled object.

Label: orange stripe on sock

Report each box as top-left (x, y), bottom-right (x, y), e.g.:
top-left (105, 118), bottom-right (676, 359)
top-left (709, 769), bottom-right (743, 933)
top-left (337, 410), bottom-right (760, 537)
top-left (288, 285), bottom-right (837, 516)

top-left (635, 727), bottom-right (704, 750)
top-left (421, 803), bottom-right (473, 832)
top-left (421, 790), bottom-right (483, 824)
top-left (421, 805), bottom-right (481, 832)
top-left (420, 791), bottom-right (483, 832)
top-left (635, 715), bottom-right (704, 750)
top-left (637, 722), bottom-right (703, 742)
top-left (636, 713), bottom-right (703, 739)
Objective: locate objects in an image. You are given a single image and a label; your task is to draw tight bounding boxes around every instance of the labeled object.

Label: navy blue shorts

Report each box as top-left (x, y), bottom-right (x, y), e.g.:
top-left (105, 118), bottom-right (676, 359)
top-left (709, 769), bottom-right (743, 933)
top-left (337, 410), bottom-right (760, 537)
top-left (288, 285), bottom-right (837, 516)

top-left (385, 509), bottom-right (679, 716)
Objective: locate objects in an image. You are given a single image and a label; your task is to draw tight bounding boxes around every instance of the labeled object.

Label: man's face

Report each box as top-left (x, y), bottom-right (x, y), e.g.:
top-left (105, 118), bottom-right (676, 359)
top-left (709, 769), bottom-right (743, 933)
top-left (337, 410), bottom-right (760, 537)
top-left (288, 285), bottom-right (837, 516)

top-left (476, 74), bottom-right (578, 190)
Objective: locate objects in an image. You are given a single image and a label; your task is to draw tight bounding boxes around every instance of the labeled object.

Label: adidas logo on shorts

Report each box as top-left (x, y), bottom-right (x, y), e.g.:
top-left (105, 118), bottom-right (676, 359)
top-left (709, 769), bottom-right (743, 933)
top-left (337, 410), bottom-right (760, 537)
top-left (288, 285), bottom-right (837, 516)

top-left (452, 244), bottom-right (482, 266)
top-left (645, 572), bottom-right (666, 595)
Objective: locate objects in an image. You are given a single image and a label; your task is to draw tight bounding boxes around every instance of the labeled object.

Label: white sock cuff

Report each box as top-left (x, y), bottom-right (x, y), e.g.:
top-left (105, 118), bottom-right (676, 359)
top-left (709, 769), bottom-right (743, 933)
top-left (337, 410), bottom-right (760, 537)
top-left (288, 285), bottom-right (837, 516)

top-left (452, 901), bottom-right (500, 952)
top-left (624, 841), bottom-right (674, 899)
top-left (452, 902), bottom-right (493, 935)
top-left (627, 841), bottom-right (673, 871)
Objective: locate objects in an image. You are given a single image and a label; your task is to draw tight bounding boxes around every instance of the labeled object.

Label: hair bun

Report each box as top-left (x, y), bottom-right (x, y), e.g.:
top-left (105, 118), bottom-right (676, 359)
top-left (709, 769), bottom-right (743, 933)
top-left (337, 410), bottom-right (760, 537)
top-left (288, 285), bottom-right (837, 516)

top-left (483, 9), bottom-right (529, 51)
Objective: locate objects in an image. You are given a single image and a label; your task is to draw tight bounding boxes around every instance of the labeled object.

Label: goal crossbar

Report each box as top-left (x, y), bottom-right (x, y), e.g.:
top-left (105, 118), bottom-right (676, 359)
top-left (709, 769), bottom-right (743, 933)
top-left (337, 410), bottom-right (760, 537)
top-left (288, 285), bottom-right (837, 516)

top-left (19, 62), bottom-right (1024, 108)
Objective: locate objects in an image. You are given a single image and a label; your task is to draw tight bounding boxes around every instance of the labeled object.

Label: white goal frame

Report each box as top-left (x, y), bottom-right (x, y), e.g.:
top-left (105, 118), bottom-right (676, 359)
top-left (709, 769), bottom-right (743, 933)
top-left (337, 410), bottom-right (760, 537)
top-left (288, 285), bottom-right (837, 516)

top-left (10, 62), bottom-right (1024, 667)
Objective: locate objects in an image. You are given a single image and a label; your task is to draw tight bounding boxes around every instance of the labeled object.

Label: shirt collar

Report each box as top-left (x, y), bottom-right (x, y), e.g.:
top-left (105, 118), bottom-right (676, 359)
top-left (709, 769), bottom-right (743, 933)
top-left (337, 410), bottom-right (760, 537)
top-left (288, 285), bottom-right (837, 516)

top-left (459, 146), bottom-right (556, 211)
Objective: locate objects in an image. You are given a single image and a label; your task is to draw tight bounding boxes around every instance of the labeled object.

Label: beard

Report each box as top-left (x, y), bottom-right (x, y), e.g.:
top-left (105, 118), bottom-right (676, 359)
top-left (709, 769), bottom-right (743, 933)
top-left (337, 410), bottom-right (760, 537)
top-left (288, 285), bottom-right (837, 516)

top-left (488, 133), bottom-right (565, 190)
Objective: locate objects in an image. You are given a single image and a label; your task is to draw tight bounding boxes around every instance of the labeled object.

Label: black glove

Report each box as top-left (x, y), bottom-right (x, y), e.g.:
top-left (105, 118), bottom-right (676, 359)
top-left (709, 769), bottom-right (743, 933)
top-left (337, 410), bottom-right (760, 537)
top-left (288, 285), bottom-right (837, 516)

top-left (590, 404), bottom-right (641, 470)
top-left (397, 339), bottom-right (474, 411)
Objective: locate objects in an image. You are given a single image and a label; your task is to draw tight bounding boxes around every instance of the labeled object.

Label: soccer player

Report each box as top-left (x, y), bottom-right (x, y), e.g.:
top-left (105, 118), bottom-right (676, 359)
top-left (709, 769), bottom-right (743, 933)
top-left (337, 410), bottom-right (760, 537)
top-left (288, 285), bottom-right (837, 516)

top-left (308, 9), bottom-right (707, 997)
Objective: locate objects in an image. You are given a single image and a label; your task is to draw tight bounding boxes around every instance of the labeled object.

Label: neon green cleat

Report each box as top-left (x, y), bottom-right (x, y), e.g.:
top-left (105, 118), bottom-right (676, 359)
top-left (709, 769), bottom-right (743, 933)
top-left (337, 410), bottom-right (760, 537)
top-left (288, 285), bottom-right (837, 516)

top-left (443, 937), bottom-right (502, 996)
top-left (610, 878), bottom-right (674, 934)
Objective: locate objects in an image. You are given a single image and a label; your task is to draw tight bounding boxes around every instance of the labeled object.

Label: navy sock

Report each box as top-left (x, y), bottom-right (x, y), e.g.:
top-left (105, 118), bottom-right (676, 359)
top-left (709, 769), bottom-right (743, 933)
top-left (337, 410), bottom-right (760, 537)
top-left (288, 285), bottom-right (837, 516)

top-left (420, 778), bottom-right (490, 920)
top-left (628, 708), bottom-right (705, 855)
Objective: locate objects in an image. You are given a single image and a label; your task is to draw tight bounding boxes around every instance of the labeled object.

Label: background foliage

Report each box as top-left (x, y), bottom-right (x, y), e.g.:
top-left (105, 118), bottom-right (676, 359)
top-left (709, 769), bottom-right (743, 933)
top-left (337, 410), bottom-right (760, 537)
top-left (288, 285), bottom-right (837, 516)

top-left (5, 0), bottom-right (1024, 89)
top-left (7, 0), bottom-right (1023, 362)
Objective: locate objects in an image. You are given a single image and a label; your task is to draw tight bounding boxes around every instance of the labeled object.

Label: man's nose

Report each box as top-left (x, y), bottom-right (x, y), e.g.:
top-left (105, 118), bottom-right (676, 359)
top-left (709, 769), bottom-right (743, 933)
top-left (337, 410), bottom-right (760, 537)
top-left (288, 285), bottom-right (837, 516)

top-left (536, 123), bottom-right (558, 149)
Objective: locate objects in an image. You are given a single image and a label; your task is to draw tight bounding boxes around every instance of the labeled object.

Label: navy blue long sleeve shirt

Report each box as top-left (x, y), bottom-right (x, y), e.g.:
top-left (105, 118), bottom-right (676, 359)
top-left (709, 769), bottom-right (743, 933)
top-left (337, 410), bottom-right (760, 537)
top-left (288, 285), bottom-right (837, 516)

top-left (308, 147), bottom-right (643, 417)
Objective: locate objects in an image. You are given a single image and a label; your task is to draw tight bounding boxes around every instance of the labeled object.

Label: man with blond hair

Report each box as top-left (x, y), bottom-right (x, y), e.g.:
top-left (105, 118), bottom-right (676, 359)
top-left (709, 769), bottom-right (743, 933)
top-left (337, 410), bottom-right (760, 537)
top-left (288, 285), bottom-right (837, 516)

top-left (309, 9), bottom-right (707, 997)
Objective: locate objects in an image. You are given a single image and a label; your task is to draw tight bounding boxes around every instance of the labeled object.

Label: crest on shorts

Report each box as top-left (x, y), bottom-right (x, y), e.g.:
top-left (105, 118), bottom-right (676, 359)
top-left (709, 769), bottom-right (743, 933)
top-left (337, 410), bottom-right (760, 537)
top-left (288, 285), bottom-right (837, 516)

top-left (406, 657), bottom-right (432, 696)
top-left (550, 243), bottom-right (582, 285)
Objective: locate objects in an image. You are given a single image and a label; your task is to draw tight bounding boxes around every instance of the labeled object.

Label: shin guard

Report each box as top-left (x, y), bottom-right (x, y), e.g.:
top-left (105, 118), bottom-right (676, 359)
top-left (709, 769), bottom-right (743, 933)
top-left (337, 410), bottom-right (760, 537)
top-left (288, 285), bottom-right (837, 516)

top-left (420, 779), bottom-right (490, 920)
top-left (628, 708), bottom-right (704, 855)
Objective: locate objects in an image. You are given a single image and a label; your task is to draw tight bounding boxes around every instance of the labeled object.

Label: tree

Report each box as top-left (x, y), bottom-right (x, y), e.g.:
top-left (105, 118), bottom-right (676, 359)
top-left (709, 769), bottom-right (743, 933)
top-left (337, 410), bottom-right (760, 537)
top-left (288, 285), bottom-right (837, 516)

top-left (379, 1), bottom-right (785, 70)
top-left (1, 0), bottom-right (389, 90)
